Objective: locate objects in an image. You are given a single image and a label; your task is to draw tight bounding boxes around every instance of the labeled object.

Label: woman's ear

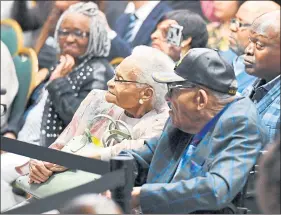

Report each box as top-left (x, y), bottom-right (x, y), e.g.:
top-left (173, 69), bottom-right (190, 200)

top-left (141, 87), bottom-right (154, 102)
top-left (181, 37), bottom-right (192, 56)
top-left (196, 89), bottom-right (208, 110)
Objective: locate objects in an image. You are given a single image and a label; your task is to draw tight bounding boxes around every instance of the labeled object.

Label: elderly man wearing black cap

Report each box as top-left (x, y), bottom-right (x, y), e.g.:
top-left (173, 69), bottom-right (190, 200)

top-left (120, 48), bottom-right (268, 214)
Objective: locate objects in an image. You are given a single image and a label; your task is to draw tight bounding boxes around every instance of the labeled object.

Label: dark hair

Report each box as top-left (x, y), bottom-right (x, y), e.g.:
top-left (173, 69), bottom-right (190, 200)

top-left (163, 9), bottom-right (208, 48)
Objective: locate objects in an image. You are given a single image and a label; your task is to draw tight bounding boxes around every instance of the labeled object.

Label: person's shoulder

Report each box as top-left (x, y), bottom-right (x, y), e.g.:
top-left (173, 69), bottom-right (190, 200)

top-left (221, 96), bottom-right (267, 131)
top-left (215, 97), bottom-right (268, 143)
top-left (229, 96), bottom-right (257, 114)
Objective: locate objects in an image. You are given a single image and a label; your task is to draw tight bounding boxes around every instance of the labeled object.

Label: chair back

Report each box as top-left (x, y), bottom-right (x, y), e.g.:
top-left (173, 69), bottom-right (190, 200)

top-left (1, 19), bottom-right (24, 56)
top-left (8, 48), bottom-right (38, 125)
top-left (110, 57), bottom-right (124, 69)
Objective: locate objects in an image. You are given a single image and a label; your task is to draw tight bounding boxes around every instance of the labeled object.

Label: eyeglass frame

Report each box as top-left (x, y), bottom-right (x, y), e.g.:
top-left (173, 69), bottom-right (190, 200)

top-left (58, 28), bottom-right (90, 39)
top-left (230, 18), bottom-right (252, 29)
top-left (166, 81), bottom-right (197, 98)
top-left (112, 74), bottom-right (150, 86)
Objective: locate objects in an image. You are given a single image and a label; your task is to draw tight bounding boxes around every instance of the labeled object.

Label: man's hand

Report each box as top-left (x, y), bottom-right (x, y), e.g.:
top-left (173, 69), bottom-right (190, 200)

top-left (102, 187), bottom-right (141, 209)
top-left (29, 159), bottom-right (53, 184)
top-left (50, 55), bottom-right (75, 80)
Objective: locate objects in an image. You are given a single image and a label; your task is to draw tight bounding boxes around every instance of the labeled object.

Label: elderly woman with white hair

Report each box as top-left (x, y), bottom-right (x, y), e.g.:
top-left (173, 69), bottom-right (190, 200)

top-left (1, 2), bottom-right (113, 200)
top-left (27, 45), bottom-right (175, 183)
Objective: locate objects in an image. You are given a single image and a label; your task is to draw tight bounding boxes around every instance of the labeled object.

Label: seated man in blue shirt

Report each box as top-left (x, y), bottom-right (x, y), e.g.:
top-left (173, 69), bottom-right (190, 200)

top-left (228, 1), bottom-right (279, 93)
top-left (243, 10), bottom-right (280, 142)
top-left (120, 48), bottom-right (268, 214)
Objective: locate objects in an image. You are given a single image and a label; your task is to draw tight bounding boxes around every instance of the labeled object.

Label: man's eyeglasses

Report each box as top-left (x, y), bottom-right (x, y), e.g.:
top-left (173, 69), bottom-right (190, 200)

top-left (230, 19), bottom-right (251, 29)
top-left (166, 82), bottom-right (196, 98)
top-left (58, 29), bottom-right (90, 39)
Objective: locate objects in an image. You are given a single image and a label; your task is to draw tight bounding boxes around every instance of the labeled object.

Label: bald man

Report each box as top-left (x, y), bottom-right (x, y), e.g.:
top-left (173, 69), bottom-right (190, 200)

top-left (243, 11), bottom-right (280, 212)
top-left (228, 1), bottom-right (280, 92)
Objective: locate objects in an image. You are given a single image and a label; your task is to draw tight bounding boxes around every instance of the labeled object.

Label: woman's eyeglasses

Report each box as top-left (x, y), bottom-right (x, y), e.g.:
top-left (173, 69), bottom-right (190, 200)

top-left (113, 76), bottom-right (149, 86)
top-left (58, 29), bottom-right (90, 39)
top-left (230, 19), bottom-right (251, 29)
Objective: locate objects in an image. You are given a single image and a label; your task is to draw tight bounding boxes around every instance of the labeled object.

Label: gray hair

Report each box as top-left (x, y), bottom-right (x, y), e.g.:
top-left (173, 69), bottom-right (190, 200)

top-left (130, 46), bottom-right (175, 111)
top-left (54, 2), bottom-right (111, 57)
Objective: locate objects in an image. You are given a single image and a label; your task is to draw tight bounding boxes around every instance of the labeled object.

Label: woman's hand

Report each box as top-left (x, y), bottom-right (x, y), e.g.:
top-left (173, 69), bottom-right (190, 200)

top-left (29, 159), bottom-right (53, 184)
top-left (3, 132), bottom-right (16, 139)
top-left (44, 162), bottom-right (68, 172)
top-left (50, 55), bottom-right (75, 80)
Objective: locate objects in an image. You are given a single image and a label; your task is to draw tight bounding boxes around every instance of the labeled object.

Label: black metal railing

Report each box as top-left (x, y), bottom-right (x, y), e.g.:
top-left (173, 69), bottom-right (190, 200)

top-left (1, 136), bottom-right (134, 214)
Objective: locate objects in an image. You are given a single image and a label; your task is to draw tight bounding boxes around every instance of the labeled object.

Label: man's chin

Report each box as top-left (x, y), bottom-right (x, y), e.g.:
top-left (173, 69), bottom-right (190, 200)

top-left (245, 66), bottom-right (255, 75)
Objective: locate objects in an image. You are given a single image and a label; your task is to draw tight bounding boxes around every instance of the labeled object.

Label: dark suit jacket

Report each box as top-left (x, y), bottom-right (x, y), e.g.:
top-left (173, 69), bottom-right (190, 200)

top-left (165, 0), bottom-right (204, 18)
top-left (107, 2), bottom-right (171, 61)
top-left (104, 1), bottom-right (128, 29)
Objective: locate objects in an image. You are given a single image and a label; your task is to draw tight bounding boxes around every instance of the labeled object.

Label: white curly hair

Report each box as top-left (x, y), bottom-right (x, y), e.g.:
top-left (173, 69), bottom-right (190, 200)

top-left (130, 45), bottom-right (175, 111)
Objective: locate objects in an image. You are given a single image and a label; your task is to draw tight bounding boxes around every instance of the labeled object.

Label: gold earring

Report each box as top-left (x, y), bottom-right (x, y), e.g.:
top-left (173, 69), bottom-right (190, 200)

top-left (139, 99), bottom-right (144, 105)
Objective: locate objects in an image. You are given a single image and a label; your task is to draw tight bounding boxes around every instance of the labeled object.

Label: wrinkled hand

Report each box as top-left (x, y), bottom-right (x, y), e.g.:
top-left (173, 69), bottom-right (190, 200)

top-left (29, 159), bottom-right (53, 184)
top-left (44, 162), bottom-right (68, 172)
top-left (50, 55), bottom-right (75, 80)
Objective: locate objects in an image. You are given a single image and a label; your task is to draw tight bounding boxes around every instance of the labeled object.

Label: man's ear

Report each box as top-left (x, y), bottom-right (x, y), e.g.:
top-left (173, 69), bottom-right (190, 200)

top-left (196, 89), bottom-right (208, 110)
top-left (141, 87), bottom-right (154, 102)
top-left (181, 37), bottom-right (192, 55)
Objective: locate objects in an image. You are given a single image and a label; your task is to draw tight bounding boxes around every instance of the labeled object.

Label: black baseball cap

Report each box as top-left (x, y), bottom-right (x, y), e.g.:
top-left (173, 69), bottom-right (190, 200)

top-left (152, 48), bottom-right (238, 95)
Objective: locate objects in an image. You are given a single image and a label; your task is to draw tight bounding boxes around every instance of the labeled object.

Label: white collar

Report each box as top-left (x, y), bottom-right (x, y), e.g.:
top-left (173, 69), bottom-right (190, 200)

top-left (124, 1), bottom-right (160, 21)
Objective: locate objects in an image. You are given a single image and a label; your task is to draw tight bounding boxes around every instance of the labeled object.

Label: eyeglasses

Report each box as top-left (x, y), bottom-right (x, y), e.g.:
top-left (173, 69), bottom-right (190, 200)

top-left (113, 76), bottom-right (149, 86)
top-left (58, 29), bottom-right (90, 39)
top-left (166, 82), bottom-right (196, 98)
top-left (230, 19), bottom-right (251, 29)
